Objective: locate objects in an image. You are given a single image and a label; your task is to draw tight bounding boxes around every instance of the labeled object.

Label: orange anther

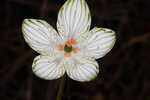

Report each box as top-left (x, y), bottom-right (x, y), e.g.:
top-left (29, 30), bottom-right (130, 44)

top-left (71, 38), bottom-right (77, 44)
top-left (66, 41), bottom-right (72, 47)
top-left (64, 52), bottom-right (71, 57)
top-left (58, 44), bottom-right (63, 51)
top-left (73, 47), bottom-right (78, 54)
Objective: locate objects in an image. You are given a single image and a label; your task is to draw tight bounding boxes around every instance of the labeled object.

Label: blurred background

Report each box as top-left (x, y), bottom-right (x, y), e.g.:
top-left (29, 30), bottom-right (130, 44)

top-left (1, 0), bottom-right (150, 100)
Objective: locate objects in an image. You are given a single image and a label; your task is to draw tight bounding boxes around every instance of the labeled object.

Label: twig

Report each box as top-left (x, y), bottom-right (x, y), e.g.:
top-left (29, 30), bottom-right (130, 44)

top-left (56, 74), bottom-right (66, 100)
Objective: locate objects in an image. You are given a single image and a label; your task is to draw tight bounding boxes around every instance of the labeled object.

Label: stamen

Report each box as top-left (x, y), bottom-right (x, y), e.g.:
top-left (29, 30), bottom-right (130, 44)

top-left (58, 44), bottom-right (63, 51)
top-left (71, 38), bottom-right (77, 44)
top-left (73, 47), bottom-right (78, 53)
top-left (64, 52), bottom-right (71, 57)
top-left (66, 41), bottom-right (72, 47)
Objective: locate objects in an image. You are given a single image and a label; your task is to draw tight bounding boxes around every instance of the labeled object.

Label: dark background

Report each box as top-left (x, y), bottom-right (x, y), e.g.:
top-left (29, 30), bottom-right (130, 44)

top-left (1, 0), bottom-right (150, 100)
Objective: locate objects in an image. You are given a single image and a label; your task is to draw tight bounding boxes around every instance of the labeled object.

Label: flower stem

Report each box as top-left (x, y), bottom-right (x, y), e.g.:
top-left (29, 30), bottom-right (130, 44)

top-left (56, 74), bottom-right (66, 100)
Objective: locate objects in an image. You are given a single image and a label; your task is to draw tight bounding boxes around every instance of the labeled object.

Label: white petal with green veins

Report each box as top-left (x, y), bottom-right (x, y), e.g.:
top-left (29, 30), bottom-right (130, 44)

top-left (83, 27), bottom-right (116, 59)
top-left (65, 55), bottom-right (99, 82)
top-left (22, 19), bottom-right (61, 56)
top-left (57, 0), bottom-right (91, 40)
top-left (32, 55), bottom-right (65, 80)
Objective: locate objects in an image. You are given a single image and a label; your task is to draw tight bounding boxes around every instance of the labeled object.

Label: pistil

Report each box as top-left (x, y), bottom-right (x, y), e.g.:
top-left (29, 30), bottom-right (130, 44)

top-left (64, 45), bottom-right (73, 52)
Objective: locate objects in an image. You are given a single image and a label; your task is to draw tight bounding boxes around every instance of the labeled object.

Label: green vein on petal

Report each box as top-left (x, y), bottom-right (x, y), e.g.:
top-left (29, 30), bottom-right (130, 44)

top-left (32, 64), bottom-right (37, 70)
top-left (28, 19), bottom-right (35, 25)
top-left (34, 56), bottom-right (40, 64)
top-left (36, 20), bottom-right (47, 27)
top-left (67, 0), bottom-right (72, 7)
top-left (100, 28), bottom-right (107, 32)
top-left (60, 7), bottom-right (64, 18)
top-left (27, 19), bottom-right (43, 30)
top-left (105, 30), bottom-right (113, 33)
top-left (88, 13), bottom-right (91, 22)
top-left (86, 25), bottom-right (90, 32)
top-left (90, 75), bottom-right (97, 81)
top-left (23, 21), bottom-right (29, 27)
top-left (80, 0), bottom-right (82, 7)
top-left (84, 0), bottom-right (87, 16)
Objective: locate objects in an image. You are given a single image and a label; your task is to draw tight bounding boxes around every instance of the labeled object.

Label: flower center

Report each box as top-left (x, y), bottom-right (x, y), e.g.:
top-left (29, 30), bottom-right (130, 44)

top-left (64, 45), bottom-right (73, 52)
top-left (58, 38), bottom-right (78, 57)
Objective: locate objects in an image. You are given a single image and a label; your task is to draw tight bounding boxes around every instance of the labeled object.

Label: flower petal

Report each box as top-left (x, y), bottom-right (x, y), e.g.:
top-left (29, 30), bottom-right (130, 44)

top-left (22, 19), bottom-right (61, 55)
top-left (32, 55), bottom-right (65, 80)
top-left (65, 56), bottom-right (99, 82)
top-left (57, 0), bottom-right (91, 40)
top-left (81, 27), bottom-right (116, 59)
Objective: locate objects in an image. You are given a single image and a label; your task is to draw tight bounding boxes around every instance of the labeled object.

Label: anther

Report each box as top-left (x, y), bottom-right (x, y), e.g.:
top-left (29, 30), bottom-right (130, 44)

top-left (73, 47), bottom-right (78, 53)
top-left (66, 41), bottom-right (72, 47)
top-left (64, 52), bottom-right (71, 57)
top-left (58, 44), bottom-right (63, 51)
top-left (71, 38), bottom-right (77, 44)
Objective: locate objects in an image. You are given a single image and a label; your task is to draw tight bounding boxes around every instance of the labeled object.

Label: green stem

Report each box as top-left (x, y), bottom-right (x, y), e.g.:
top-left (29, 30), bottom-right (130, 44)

top-left (56, 74), bottom-right (66, 100)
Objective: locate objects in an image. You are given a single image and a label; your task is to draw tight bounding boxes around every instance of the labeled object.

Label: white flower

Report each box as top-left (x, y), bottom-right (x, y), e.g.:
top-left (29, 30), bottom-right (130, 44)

top-left (22, 0), bottom-right (116, 82)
